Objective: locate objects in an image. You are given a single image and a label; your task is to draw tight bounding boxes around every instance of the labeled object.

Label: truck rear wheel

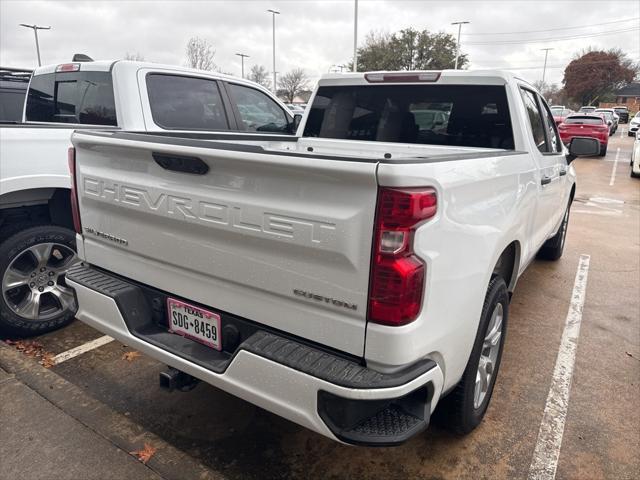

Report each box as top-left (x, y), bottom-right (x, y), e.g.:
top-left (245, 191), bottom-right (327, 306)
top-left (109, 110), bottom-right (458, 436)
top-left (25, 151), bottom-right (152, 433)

top-left (434, 276), bottom-right (509, 434)
top-left (0, 225), bottom-right (78, 337)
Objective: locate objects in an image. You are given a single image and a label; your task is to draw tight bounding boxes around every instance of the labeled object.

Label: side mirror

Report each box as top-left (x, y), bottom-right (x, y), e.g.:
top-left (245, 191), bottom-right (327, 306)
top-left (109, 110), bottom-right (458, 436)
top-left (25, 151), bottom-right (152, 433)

top-left (289, 113), bottom-right (302, 134)
top-left (566, 136), bottom-right (600, 163)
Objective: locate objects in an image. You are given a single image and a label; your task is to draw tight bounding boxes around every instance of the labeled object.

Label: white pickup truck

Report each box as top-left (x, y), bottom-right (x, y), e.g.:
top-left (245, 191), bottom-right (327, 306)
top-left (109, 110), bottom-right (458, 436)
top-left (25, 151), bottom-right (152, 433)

top-left (66, 70), bottom-right (599, 445)
top-left (0, 60), bottom-right (295, 336)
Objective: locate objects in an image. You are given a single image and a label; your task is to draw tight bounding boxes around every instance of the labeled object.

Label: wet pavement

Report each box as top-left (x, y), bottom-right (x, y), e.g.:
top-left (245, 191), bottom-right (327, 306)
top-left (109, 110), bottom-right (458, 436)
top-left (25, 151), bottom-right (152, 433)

top-left (4, 129), bottom-right (639, 480)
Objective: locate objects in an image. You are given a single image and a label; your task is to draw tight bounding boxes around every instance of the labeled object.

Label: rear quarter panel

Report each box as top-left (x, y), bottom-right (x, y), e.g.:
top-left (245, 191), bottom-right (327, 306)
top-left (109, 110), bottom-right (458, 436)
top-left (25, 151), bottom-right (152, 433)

top-left (366, 152), bottom-right (537, 390)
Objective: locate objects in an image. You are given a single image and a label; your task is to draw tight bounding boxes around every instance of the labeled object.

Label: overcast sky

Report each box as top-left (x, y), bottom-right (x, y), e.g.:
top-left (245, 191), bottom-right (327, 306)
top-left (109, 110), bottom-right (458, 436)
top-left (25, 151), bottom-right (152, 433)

top-left (1, 0), bottom-right (638, 87)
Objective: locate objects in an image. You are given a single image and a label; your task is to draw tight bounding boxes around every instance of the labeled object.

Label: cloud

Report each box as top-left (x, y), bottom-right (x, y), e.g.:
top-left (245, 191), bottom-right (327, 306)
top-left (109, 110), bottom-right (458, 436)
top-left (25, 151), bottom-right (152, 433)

top-left (1, 0), bottom-right (638, 87)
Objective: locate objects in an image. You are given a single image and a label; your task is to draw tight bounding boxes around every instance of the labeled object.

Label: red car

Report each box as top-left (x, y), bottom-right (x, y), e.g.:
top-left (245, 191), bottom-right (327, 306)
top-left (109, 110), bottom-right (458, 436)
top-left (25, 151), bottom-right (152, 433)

top-left (550, 107), bottom-right (574, 126)
top-left (558, 114), bottom-right (609, 156)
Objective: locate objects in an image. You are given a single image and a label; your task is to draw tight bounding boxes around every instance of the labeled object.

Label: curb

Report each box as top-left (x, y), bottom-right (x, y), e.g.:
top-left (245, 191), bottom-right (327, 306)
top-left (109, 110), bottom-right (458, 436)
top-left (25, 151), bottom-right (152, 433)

top-left (0, 341), bottom-right (224, 480)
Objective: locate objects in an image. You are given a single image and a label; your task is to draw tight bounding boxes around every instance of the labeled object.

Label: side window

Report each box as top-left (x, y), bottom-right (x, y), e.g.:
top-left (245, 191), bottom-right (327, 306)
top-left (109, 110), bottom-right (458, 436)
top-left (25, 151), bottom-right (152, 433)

top-left (520, 88), bottom-right (548, 153)
top-left (227, 83), bottom-right (289, 133)
top-left (146, 74), bottom-right (228, 130)
top-left (538, 97), bottom-right (562, 153)
top-left (25, 72), bottom-right (116, 125)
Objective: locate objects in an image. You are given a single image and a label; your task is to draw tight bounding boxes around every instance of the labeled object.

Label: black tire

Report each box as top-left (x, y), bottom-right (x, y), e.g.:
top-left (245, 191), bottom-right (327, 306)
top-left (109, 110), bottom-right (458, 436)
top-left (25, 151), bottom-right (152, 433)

top-left (598, 144), bottom-right (608, 157)
top-left (537, 201), bottom-right (570, 261)
top-left (0, 225), bottom-right (77, 337)
top-left (434, 276), bottom-right (509, 434)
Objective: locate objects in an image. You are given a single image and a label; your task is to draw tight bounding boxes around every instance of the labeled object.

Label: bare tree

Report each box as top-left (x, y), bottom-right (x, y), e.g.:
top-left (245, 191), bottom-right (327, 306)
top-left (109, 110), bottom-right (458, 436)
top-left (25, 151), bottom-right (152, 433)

top-left (185, 37), bottom-right (217, 71)
top-left (248, 64), bottom-right (271, 89)
top-left (124, 51), bottom-right (145, 61)
top-left (278, 68), bottom-right (310, 103)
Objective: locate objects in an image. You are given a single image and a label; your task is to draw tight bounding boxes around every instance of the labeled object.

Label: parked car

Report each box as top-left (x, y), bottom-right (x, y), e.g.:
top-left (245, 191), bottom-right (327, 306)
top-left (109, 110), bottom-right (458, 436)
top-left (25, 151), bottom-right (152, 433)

top-left (66, 70), bottom-right (598, 445)
top-left (558, 114), bottom-right (609, 156)
top-left (0, 60), bottom-right (295, 337)
top-left (594, 109), bottom-right (619, 133)
top-left (550, 107), bottom-right (573, 126)
top-left (285, 103), bottom-right (305, 115)
top-left (631, 130), bottom-right (640, 178)
top-left (613, 106), bottom-right (630, 123)
top-left (594, 110), bottom-right (617, 135)
top-left (578, 106), bottom-right (596, 114)
top-left (628, 111), bottom-right (640, 136)
top-left (0, 67), bottom-right (31, 122)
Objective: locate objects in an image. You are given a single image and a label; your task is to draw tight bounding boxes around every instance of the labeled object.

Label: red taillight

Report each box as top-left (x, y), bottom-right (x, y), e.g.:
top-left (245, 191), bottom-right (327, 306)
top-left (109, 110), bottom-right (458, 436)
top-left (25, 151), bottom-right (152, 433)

top-left (368, 187), bottom-right (437, 326)
top-left (68, 147), bottom-right (82, 234)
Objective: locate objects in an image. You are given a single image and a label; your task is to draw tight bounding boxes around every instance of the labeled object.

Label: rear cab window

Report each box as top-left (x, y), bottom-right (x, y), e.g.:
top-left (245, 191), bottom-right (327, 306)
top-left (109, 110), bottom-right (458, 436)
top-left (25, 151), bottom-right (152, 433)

top-left (25, 71), bottom-right (117, 125)
top-left (146, 74), bottom-right (229, 130)
top-left (303, 84), bottom-right (514, 149)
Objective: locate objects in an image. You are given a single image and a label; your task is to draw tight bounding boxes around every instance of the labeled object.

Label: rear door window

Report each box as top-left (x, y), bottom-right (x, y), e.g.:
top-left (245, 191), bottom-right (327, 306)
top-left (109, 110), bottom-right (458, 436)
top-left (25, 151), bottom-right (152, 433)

top-left (227, 83), bottom-right (289, 133)
top-left (146, 74), bottom-right (229, 130)
top-left (303, 84), bottom-right (514, 149)
top-left (25, 72), bottom-right (117, 125)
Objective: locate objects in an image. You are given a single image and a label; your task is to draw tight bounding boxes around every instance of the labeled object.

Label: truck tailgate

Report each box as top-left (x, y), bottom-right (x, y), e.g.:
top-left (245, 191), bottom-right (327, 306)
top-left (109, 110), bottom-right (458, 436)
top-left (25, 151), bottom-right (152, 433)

top-left (71, 131), bottom-right (378, 356)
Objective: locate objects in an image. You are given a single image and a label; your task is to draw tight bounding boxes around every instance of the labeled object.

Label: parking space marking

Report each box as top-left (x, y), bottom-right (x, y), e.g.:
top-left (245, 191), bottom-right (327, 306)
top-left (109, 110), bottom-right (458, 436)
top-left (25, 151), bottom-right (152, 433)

top-left (52, 335), bottom-right (114, 365)
top-left (528, 254), bottom-right (590, 480)
top-left (609, 147), bottom-right (620, 186)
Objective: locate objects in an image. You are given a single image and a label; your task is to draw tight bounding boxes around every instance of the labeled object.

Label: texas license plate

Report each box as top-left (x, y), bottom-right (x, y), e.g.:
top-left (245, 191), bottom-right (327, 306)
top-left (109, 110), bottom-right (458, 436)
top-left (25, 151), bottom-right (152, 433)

top-left (167, 298), bottom-right (222, 350)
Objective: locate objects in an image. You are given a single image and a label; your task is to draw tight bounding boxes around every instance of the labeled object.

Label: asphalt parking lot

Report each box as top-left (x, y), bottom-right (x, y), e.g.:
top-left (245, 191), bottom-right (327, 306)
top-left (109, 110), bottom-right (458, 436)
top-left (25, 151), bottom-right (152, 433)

top-left (1, 130), bottom-right (638, 480)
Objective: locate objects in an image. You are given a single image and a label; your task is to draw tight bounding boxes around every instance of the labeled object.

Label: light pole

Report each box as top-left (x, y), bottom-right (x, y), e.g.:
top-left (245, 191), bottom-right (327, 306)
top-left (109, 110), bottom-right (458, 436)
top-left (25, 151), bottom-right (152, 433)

top-left (541, 48), bottom-right (554, 88)
top-left (267, 9), bottom-right (280, 93)
top-left (235, 53), bottom-right (249, 78)
top-left (352, 0), bottom-right (358, 72)
top-left (19, 23), bottom-right (50, 66)
top-left (451, 21), bottom-right (469, 70)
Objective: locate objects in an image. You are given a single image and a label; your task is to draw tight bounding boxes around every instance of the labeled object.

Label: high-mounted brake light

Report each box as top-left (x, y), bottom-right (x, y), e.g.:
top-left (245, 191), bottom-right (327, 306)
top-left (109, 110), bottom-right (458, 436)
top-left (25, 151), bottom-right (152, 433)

top-left (67, 147), bottom-right (82, 234)
top-left (368, 187), bottom-right (437, 326)
top-left (364, 72), bottom-right (441, 83)
top-left (56, 63), bottom-right (80, 73)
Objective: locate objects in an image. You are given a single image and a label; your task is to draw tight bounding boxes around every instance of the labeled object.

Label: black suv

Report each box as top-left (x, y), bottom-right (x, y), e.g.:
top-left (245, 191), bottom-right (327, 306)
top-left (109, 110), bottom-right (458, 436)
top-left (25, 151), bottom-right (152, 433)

top-left (0, 67), bottom-right (32, 122)
top-left (614, 106), bottom-right (629, 124)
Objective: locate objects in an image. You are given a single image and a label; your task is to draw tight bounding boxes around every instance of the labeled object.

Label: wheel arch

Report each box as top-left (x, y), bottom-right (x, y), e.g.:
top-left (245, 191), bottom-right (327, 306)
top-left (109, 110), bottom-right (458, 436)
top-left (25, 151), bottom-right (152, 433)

top-left (0, 187), bottom-right (73, 233)
top-left (492, 240), bottom-right (520, 293)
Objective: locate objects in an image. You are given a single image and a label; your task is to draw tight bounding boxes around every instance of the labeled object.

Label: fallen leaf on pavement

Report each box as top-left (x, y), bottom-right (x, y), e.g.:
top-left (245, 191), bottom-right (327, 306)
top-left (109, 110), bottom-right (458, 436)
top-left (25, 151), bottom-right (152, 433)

top-left (122, 351), bottom-right (141, 362)
top-left (7, 340), bottom-right (56, 367)
top-left (130, 443), bottom-right (157, 464)
top-left (40, 352), bottom-right (56, 368)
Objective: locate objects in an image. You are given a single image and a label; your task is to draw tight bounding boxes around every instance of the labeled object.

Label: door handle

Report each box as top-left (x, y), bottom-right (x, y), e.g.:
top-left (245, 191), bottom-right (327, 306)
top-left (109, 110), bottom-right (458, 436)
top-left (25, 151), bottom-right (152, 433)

top-left (541, 176), bottom-right (552, 185)
top-left (559, 169), bottom-right (567, 176)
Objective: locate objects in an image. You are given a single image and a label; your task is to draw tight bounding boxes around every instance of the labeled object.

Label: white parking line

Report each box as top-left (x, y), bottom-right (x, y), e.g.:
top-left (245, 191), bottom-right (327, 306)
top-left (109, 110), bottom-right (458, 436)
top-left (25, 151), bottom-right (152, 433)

top-left (53, 335), bottom-right (114, 365)
top-left (619, 128), bottom-right (624, 138)
top-left (528, 254), bottom-right (590, 480)
top-left (609, 147), bottom-right (620, 186)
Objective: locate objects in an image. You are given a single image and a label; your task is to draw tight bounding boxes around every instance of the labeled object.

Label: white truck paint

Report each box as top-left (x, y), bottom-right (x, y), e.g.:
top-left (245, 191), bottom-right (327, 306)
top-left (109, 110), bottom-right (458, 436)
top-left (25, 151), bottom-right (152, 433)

top-left (67, 70), bottom-right (598, 445)
top-left (0, 60), bottom-right (294, 336)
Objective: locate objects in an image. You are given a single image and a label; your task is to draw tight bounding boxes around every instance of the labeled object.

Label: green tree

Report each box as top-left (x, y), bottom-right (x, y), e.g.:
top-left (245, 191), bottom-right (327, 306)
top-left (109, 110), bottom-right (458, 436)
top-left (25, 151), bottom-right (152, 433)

top-left (563, 49), bottom-right (638, 105)
top-left (353, 28), bottom-right (468, 71)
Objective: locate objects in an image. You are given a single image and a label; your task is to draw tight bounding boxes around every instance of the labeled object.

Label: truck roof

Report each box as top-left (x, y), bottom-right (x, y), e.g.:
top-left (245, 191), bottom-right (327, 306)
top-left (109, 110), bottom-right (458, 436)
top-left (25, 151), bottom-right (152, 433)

top-left (318, 69), bottom-right (534, 88)
top-left (32, 60), bottom-right (241, 83)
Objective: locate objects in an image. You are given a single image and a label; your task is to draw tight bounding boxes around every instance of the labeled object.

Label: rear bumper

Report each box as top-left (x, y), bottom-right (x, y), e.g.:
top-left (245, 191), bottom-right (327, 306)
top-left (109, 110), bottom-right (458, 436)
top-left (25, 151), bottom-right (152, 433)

top-left (66, 264), bottom-right (444, 446)
top-left (560, 133), bottom-right (607, 146)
